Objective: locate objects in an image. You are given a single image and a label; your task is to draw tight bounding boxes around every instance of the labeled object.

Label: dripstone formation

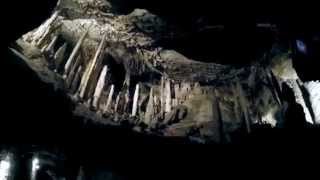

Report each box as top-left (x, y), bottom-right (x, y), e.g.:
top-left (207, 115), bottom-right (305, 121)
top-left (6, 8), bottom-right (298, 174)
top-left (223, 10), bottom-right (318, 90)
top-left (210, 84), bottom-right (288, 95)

top-left (9, 0), bottom-right (320, 143)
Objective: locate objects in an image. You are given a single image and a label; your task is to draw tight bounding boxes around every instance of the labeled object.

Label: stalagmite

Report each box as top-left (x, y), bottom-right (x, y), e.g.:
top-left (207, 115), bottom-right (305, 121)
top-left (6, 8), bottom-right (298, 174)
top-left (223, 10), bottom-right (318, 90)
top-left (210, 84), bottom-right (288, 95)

top-left (92, 65), bottom-right (108, 109)
top-left (64, 30), bottom-right (88, 76)
top-left (165, 80), bottom-right (172, 113)
top-left (144, 87), bottom-right (154, 125)
top-left (70, 66), bottom-right (83, 94)
top-left (78, 34), bottom-right (106, 99)
top-left (54, 43), bottom-right (67, 70)
top-left (132, 84), bottom-right (140, 116)
top-left (104, 85), bottom-right (115, 113)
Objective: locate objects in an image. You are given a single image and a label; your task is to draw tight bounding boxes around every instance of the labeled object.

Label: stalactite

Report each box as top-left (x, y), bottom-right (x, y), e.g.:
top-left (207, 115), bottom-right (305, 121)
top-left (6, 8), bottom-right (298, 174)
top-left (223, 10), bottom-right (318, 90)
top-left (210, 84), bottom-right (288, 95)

top-left (304, 81), bottom-right (320, 124)
top-left (165, 79), bottom-right (172, 113)
top-left (236, 81), bottom-right (251, 133)
top-left (70, 65), bottom-right (83, 94)
top-left (78, 33), bottom-right (106, 99)
top-left (64, 30), bottom-right (88, 77)
top-left (174, 84), bottom-right (180, 103)
top-left (154, 95), bottom-right (160, 116)
top-left (31, 11), bottom-right (59, 47)
top-left (123, 89), bottom-right (130, 113)
top-left (123, 72), bottom-right (131, 87)
top-left (65, 55), bottom-right (81, 87)
top-left (172, 98), bottom-right (178, 107)
top-left (160, 76), bottom-right (165, 118)
top-left (86, 64), bottom-right (104, 101)
top-left (104, 84), bottom-right (115, 113)
top-left (265, 68), bottom-right (282, 106)
top-left (213, 90), bottom-right (223, 143)
top-left (92, 65), bottom-right (108, 109)
top-left (132, 84), bottom-right (140, 116)
top-left (54, 43), bottom-right (67, 70)
top-left (285, 79), bottom-right (314, 124)
top-left (144, 87), bottom-right (154, 125)
top-left (114, 93), bottom-right (121, 115)
top-left (13, 0), bottom-right (320, 144)
top-left (44, 35), bottom-right (58, 54)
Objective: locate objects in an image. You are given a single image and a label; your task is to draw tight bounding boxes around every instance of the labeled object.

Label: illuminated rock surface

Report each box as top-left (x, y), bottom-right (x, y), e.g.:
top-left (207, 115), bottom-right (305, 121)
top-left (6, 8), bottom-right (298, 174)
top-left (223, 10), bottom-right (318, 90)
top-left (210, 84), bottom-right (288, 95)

top-left (9, 0), bottom-right (319, 144)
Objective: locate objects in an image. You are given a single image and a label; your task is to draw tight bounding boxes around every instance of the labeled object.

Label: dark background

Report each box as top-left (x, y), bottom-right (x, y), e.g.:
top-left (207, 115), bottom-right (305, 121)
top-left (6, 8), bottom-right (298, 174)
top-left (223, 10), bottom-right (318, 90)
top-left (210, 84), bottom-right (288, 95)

top-left (2, 0), bottom-right (320, 178)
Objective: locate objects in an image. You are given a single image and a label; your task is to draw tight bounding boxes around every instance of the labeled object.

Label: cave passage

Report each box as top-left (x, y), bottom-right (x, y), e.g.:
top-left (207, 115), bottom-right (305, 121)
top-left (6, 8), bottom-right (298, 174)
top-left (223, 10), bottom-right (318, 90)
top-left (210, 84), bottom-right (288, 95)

top-left (102, 55), bottom-right (126, 93)
top-left (158, 25), bottom-right (276, 65)
top-left (109, 0), bottom-right (320, 67)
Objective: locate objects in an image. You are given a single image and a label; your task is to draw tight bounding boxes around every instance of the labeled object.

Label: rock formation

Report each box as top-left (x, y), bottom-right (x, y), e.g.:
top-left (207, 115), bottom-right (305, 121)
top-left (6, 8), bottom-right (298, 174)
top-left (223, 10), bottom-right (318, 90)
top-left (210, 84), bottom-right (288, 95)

top-left (8, 0), bottom-right (319, 143)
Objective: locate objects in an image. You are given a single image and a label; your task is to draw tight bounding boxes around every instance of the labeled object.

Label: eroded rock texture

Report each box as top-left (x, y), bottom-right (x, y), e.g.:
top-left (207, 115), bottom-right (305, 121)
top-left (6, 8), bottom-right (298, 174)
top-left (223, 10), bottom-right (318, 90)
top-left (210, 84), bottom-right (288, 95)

top-left (9, 0), bottom-right (319, 143)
